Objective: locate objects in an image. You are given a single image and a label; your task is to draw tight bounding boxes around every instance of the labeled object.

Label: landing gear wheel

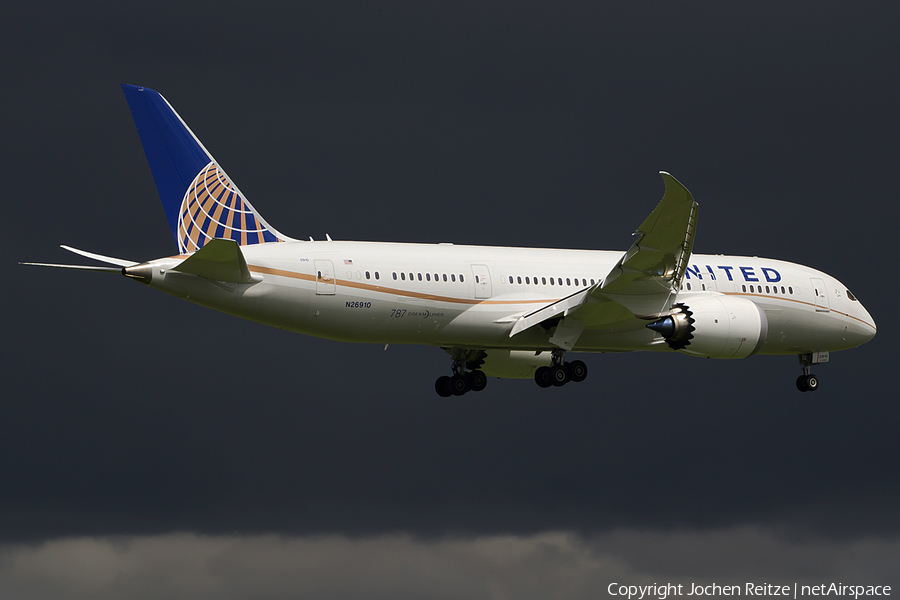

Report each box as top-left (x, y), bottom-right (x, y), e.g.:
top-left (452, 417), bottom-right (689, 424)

top-left (534, 366), bottom-right (552, 388)
top-left (550, 364), bottom-right (570, 387)
top-left (567, 360), bottom-right (588, 383)
top-left (435, 376), bottom-right (453, 398)
top-left (796, 374), bottom-right (820, 392)
top-left (806, 374), bottom-right (819, 391)
top-left (450, 374), bottom-right (469, 396)
top-left (466, 370), bottom-right (487, 392)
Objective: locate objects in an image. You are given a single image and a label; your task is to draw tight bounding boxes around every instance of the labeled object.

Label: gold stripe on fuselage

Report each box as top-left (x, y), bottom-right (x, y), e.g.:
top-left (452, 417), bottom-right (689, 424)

top-left (248, 265), bottom-right (559, 306)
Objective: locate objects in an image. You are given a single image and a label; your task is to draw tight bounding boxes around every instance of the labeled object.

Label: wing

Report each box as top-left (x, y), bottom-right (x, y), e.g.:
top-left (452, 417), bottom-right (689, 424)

top-left (595, 171), bottom-right (697, 316)
top-left (509, 172), bottom-right (698, 339)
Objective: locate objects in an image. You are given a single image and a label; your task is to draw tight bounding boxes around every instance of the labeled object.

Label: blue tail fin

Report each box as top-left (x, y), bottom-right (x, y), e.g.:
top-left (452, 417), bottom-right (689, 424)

top-left (121, 84), bottom-right (288, 253)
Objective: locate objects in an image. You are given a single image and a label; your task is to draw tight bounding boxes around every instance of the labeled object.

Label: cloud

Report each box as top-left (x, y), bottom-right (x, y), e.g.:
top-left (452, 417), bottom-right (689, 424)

top-left (1, 528), bottom-right (896, 600)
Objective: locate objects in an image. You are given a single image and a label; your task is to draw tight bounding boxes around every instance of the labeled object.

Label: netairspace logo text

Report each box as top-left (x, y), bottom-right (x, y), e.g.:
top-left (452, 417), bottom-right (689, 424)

top-left (607, 583), bottom-right (892, 600)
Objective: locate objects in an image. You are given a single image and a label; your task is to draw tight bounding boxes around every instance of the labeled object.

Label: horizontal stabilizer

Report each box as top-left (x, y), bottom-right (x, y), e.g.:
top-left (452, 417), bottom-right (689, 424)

top-left (60, 245), bottom-right (137, 267)
top-left (172, 238), bottom-right (257, 283)
top-left (20, 262), bottom-right (122, 273)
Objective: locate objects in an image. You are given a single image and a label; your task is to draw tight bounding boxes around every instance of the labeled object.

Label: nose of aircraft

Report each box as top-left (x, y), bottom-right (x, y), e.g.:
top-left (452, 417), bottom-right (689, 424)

top-left (850, 302), bottom-right (877, 346)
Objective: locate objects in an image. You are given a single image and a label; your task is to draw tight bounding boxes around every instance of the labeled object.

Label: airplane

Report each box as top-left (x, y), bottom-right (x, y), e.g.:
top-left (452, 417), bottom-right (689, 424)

top-left (24, 84), bottom-right (877, 396)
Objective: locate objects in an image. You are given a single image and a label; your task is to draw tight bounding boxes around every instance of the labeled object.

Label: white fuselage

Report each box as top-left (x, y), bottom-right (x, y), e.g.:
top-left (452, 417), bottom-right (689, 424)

top-left (134, 240), bottom-right (876, 357)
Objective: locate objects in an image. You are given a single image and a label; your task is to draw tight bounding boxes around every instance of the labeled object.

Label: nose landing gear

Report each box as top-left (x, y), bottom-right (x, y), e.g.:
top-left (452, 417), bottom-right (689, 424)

top-left (534, 349), bottom-right (588, 388)
top-left (796, 352), bottom-right (825, 392)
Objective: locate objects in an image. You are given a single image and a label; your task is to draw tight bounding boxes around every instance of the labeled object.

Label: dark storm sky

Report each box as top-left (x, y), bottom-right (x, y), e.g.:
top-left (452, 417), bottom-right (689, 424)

top-left (2, 2), bottom-right (898, 543)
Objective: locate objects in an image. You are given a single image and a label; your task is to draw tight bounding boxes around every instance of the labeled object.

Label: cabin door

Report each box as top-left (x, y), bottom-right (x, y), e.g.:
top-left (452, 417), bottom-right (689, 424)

top-left (315, 260), bottom-right (336, 295)
top-left (810, 277), bottom-right (829, 312)
top-left (471, 265), bottom-right (491, 299)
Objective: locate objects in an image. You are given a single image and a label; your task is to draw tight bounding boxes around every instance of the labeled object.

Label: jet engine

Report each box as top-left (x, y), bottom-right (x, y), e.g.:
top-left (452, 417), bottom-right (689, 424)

top-left (647, 296), bottom-right (768, 359)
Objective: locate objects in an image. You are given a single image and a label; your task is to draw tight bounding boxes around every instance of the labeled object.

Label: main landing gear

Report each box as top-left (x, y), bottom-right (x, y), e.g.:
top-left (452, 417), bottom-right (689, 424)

top-left (796, 353), bottom-right (823, 392)
top-left (435, 356), bottom-right (488, 397)
top-left (534, 349), bottom-right (588, 388)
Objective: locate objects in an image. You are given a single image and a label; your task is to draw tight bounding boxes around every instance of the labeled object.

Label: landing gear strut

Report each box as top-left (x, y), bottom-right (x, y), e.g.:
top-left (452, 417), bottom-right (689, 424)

top-left (796, 353), bottom-right (823, 392)
top-left (435, 356), bottom-right (487, 397)
top-left (534, 349), bottom-right (588, 388)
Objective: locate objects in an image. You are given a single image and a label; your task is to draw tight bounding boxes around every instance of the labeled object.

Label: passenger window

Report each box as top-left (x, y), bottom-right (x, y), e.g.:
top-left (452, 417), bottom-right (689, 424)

top-left (847, 289), bottom-right (857, 301)
top-left (375, 272), bottom-right (380, 280)
top-left (582, 278), bottom-right (587, 286)
top-left (742, 285), bottom-right (746, 292)
top-left (417, 273), bottom-right (422, 281)
top-left (550, 278), bottom-right (554, 285)
top-left (687, 283), bottom-right (691, 290)
top-left (426, 273), bottom-right (431, 281)
top-left (542, 277), bottom-right (547, 285)
top-left (460, 275), bottom-right (464, 283)
top-left (451, 274), bottom-right (456, 282)
top-left (558, 278), bottom-right (563, 286)
top-left (392, 272), bottom-right (397, 280)
top-left (365, 271), bottom-right (371, 280)
top-left (566, 278), bottom-right (571, 286)
top-left (765, 286), bottom-right (770, 293)
top-left (781, 286), bottom-right (785, 294)
top-left (443, 274), bottom-right (448, 282)
top-left (401, 272), bottom-right (406, 281)
top-left (525, 276), bottom-right (530, 284)
top-left (789, 287), bottom-right (793, 294)
top-left (509, 276), bottom-right (513, 284)
top-left (590, 279), bottom-right (595, 285)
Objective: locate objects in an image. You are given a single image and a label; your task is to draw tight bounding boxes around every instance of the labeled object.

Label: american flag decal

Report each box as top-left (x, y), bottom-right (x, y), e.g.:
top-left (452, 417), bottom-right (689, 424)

top-left (344, 259), bottom-right (353, 265)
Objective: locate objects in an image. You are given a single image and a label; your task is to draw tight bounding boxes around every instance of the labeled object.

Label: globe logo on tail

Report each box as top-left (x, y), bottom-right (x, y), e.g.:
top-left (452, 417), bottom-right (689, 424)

top-left (176, 161), bottom-right (280, 254)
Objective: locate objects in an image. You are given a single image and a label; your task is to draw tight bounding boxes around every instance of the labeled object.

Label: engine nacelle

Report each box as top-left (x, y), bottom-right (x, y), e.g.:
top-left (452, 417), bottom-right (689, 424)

top-left (647, 296), bottom-right (768, 359)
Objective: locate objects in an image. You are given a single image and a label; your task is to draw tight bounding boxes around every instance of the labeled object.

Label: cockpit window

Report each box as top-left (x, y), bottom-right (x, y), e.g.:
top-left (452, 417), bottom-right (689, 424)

top-left (847, 289), bottom-right (858, 301)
